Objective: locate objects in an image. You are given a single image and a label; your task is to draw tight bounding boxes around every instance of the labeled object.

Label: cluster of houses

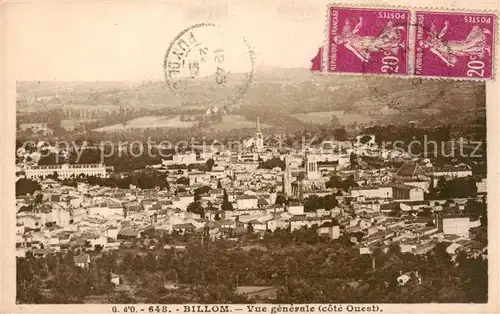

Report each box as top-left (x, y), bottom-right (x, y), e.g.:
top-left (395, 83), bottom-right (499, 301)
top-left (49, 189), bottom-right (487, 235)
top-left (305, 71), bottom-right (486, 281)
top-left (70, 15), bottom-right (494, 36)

top-left (15, 132), bottom-right (487, 270)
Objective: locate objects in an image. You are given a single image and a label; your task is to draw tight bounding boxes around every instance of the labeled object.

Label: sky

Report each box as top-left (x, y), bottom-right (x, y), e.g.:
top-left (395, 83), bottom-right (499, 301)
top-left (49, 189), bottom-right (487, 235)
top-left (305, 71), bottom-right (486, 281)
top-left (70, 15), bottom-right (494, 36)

top-left (3, 0), bottom-right (496, 81)
top-left (3, 2), bottom-right (329, 81)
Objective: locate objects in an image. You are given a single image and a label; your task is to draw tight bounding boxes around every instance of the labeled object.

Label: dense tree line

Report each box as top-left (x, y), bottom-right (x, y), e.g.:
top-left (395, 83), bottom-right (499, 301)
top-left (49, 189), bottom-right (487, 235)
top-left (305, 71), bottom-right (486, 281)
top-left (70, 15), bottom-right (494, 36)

top-left (59, 170), bottom-right (169, 190)
top-left (16, 178), bottom-right (41, 196)
top-left (326, 174), bottom-right (358, 191)
top-left (258, 157), bottom-right (285, 170)
top-left (17, 229), bottom-right (487, 304)
top-left (186, 202), bottom-right (205, 218)
top-left (17, 250), bottom-right (114, 303)
top-left (436, 177), bottom-right (478, 199)
top-left (303, 195), bottom-right (339, 212)
top-left (21, 146), bottom-right (214, 175)
top-left (428, 176), bottom-right (478, 199)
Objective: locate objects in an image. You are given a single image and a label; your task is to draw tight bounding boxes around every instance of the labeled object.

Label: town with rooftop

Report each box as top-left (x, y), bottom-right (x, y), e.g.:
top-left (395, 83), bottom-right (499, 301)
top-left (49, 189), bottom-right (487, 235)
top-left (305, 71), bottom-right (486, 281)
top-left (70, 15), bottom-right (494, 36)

top-left (15, 78), bottom-right (488, 304)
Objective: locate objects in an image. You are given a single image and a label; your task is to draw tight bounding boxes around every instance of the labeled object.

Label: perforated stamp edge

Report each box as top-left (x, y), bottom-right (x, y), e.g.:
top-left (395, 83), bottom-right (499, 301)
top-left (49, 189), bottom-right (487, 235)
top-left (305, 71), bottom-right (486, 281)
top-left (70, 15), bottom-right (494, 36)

top-left (314, 2), bottom-right (499, 81)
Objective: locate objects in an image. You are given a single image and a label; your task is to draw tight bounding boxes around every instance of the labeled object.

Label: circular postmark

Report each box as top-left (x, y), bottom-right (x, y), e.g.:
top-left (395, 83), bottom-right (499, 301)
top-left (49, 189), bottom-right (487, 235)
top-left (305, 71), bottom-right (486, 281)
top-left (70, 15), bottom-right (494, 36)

top-left (164, 23), bottom-right (254, 107)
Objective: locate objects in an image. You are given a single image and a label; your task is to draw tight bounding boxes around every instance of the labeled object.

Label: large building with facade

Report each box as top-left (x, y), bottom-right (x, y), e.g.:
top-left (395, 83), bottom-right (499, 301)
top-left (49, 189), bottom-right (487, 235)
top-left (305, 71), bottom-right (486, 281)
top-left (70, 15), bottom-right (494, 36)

top-left (24, 163), bottom-right (107, 179)
top-left (283, 154), bottom-right (328, 200)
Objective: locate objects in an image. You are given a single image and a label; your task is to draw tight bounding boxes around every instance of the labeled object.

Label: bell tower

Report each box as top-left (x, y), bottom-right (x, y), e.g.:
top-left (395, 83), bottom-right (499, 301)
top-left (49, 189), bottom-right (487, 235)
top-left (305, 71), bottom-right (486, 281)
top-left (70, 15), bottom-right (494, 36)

top-left (283, 156), bottom-right (292, 197)
top-left (253, 117), bottom-right (264, 152)
top-left (306, 153), bottom-right (320, 180)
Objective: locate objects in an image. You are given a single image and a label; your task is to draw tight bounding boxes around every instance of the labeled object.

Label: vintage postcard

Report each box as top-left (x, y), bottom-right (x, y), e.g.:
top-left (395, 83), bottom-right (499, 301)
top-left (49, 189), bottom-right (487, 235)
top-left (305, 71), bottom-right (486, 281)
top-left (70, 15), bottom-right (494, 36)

top-left (1, 1), bottom-right (499, 314)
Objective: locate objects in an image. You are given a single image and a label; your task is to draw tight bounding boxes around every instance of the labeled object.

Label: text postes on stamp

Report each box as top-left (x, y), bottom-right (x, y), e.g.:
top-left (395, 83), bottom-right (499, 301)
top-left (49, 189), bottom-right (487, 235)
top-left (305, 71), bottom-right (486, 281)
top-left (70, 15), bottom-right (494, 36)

top-left (164, 23), bottom-right (254, 107)
top-left (327, 7), bottom-right (410, 75)
top-left (414, 12), bottom-right (496, 79)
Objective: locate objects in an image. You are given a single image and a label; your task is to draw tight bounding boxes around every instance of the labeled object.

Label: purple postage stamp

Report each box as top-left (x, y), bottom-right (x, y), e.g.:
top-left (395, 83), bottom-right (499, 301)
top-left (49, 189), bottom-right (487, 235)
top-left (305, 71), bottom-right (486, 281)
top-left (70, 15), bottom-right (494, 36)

top-left (327, 7), bottom-right (410, 75)
top-left (414, 11), bottom-right (496, 79)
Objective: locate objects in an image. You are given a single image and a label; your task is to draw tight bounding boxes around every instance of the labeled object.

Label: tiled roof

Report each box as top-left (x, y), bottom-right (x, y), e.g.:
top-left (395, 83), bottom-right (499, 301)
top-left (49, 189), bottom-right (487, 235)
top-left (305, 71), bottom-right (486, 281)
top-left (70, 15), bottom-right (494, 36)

top-left (118, 227), bottom-right (141, 237)
top-left (396, 162), bottom-right (426, 177)
top-left (236, 195), bottom-right (258, 200)
top-left (173, 223), bottom-right (196, 229)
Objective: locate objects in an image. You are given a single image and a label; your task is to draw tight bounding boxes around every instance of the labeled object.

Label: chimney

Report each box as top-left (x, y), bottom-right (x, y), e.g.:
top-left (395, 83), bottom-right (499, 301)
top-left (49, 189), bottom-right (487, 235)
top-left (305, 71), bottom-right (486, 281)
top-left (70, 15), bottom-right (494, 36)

top-left (399, 270), bottom-right (403, 276)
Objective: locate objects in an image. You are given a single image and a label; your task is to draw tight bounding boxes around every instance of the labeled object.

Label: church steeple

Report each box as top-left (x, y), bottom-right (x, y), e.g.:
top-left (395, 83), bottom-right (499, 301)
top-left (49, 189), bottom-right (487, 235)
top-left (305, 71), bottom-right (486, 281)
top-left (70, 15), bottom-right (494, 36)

top-left (306, 153), bottom-right (319, 180)
top-left (253, 117), bottom-right (264, 152)
top-left (283, 155), bottom-right (292, 197)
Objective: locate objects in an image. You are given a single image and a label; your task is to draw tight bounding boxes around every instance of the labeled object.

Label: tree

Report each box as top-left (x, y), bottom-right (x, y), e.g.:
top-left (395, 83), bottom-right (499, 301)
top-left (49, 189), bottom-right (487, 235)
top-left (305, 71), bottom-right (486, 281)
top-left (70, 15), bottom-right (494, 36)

top-left (349, 153), bottom-right (358, 168)
top-left (34, 193), bottom-right (43, 206)
top-left (16, 178), bottom-right (41, 196)
top-left (303, 194), bottom-right (338, 212)
top-left (187, 201), bottom-right (205, 217)
top-left (330, 115), bottom-right (340, 126)
top-left (275, 194), bottom-right (287, 206)
top-left (206, 159), bottom-right (215, 171)
top-left (108, 291), bottom-right (135, 303)
top-left (326, 175), bottom-right (342, 189)
top-left (436, 176), bottom-right (447, 191)
top-left (194, 189), bottom-right (201, 202)
top-left (418, 207), bottom-right (432, 217)
top-left (258, 157), bottom-right (285, 170)
top-left (387, 243), bottom-right (402, 256)
top-left (247, 222), bottom-right (254, 234)
top-left (340, 175), bottom-right (358, 191)
top-left (38, 152), bottom-right (59, 166)
top-left (194, 186), bottom-right (211, 202)
top-left (47, 110), bottom-right (64, 135)
top-left (322, 194), bottom-right (338, 210)
top-left (15, 223), bottom-right (490, 304)
top-left (222, 201), bottom-right (233, 212)
top-left (437, 177), bottom-right (478, 199)
top-left (222, 190), bottom-right (233, 211)
top-left (51, 171), bottom-right (60, 180)
top-left (16, 257), bottom-right (43, 303)
top-left (333, 127), bottom-right (347, 141)
top-left (465, 200), bottom-right (486, 220)
top-left (144, 252), bottom-right (157, 272)
top-left (303, 195), bottom-right (323, 212)
top-left (176, 177), bottom-right (189, 185)
top-left (359, 135), bottom-right (373, 144)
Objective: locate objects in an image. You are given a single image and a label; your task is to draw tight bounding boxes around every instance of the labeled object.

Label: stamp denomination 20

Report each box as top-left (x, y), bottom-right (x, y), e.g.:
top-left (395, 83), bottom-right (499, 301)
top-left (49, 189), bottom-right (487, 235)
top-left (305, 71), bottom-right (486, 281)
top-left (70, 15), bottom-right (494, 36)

top-left (414, 11), bottom-right (495, 79)
top-left (327, 7), bottom-right (410, 75)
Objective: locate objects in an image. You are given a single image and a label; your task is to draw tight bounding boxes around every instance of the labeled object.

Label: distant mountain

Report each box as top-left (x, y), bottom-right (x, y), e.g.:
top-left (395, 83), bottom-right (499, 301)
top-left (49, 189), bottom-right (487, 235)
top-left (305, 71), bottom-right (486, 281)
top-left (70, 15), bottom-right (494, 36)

top-left (238, 68), bottom-right (485, 127)
top-left (17, 68), bottom-right (485, 129)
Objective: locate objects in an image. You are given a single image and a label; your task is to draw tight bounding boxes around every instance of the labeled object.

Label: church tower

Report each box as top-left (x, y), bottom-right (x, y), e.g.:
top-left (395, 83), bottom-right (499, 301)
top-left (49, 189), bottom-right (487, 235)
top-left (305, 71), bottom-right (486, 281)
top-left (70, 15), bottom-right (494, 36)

top-left (253, 117), bottom-right (264, 152)
top-left (306, 153), bottom-right (320, 180)
top-left (283, 156), bottom-right (292, 197)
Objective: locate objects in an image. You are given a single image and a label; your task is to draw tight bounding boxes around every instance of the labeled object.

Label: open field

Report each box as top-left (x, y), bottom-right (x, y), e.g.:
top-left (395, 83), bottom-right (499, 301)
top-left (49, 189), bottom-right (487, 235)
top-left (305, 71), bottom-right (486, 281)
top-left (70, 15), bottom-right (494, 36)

top-left (291, 111), bottom-right (375, 125)
top-left (205, 115), bottom-right (271, 131)
top-left (93, 116), bottom-right (196, 132)
top-left (17, 69), bottom-right (485, 130)
top-left (92, 114), bottom-right (271, 133)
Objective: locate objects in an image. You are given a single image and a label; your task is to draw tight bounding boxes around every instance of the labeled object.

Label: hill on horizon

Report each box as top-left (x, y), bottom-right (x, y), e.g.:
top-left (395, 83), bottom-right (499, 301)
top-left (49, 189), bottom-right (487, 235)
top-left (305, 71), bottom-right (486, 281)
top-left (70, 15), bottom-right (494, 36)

top-left (17, 68), bottom-right (485, 130)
